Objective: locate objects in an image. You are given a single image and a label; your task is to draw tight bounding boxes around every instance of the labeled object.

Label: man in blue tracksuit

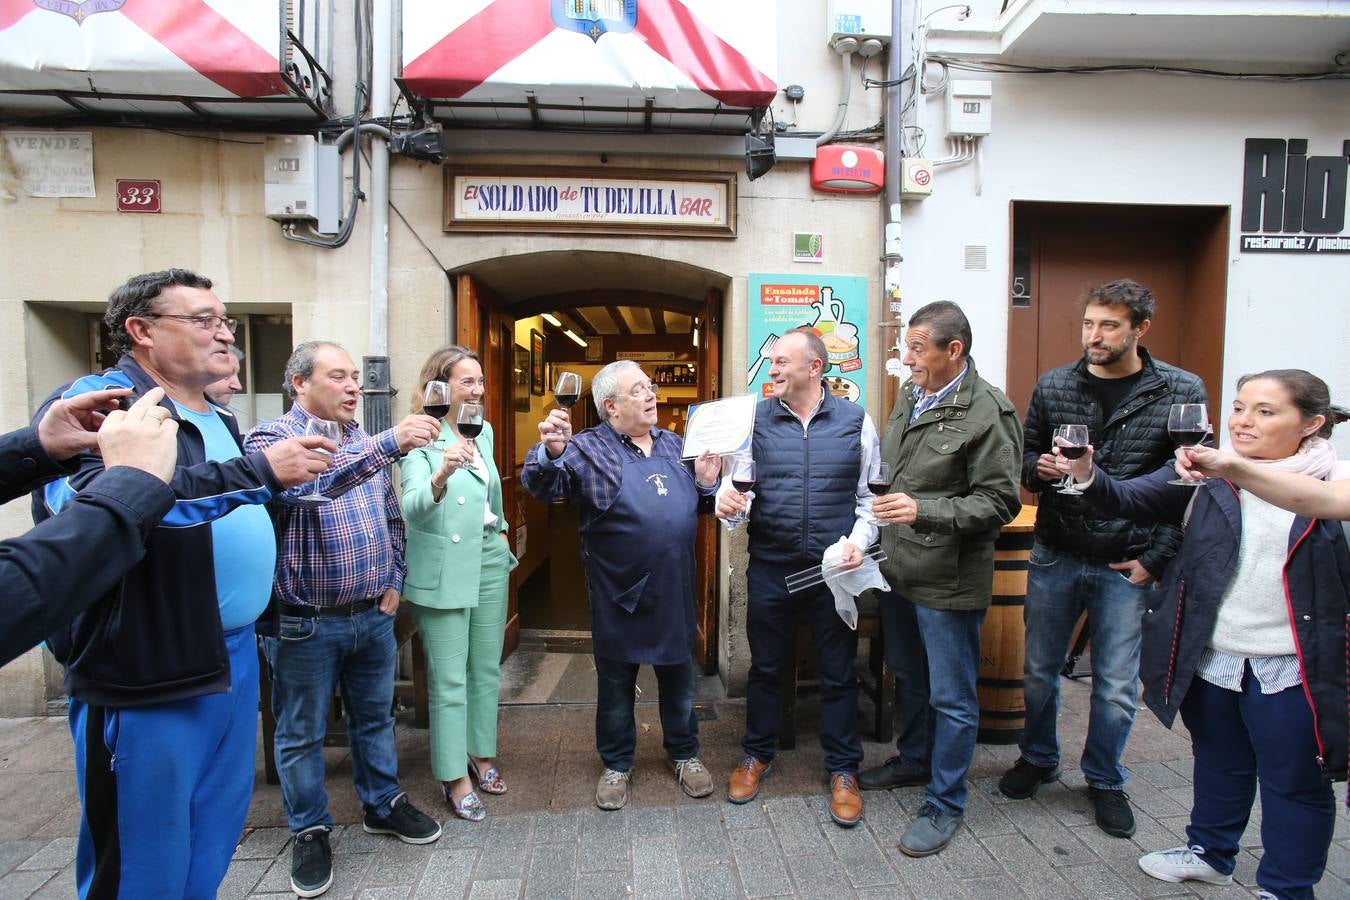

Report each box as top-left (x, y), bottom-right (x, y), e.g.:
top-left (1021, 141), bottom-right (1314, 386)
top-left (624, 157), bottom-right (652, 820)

top-left (32, 269), bottom-right (331, 900)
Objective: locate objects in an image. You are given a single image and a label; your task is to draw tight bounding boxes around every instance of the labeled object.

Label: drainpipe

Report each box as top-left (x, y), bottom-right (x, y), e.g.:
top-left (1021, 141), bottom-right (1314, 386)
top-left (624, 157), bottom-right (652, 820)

top-left (881, 0), bottom-right (906, 410)
top-left (363, 0), bottom-right (393, 433)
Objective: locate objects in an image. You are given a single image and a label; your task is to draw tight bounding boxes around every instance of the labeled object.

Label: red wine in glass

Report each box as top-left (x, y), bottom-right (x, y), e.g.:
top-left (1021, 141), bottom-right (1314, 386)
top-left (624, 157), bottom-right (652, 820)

top-left (1058, 444), bottom-right (1088, 460)
top-left (1169, 429), bottom-right (1208, 447)
top-left (423, 403), bottom-right (450, 419)
top-left (458, 421), bottom-right (483, 439)
top-left (732, 478), bottom-right (755, 493)
top-left (868, 479), bottom-right (890, 496)
top-left (555, 394), bottom-right (579, 409)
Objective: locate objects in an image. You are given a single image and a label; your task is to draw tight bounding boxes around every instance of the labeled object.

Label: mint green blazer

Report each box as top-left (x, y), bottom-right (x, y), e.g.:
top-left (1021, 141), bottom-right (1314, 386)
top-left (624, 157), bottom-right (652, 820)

top-left (400, 420), bottom-right (517, 609)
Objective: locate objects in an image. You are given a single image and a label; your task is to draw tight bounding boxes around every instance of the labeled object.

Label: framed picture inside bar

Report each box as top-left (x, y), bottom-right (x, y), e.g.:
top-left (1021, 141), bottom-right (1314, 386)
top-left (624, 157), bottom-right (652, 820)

top-left (530, 329), bottom-right (545, 395)
top-left (513, 344), bottom-right (530, 412)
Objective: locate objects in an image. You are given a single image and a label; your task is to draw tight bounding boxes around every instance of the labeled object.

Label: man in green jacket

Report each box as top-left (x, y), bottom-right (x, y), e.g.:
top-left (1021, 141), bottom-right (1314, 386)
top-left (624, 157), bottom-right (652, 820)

top-left (864, 301), bottom-right (1022, 857)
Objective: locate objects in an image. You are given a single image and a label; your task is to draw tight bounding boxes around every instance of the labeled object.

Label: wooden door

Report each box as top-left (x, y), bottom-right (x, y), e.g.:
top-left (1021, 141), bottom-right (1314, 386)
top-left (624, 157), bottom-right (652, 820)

top-left (1006, 202), bottom-right (1228, 424)
top-left (454, 274), bottom-right (521, 658)
top-left (693, 287), bottom-right (723, 673)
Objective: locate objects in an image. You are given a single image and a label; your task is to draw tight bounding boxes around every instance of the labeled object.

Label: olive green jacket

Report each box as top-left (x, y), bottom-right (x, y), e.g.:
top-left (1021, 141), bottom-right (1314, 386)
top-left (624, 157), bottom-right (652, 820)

top-left (879, 357), bottom-right (1023, 611)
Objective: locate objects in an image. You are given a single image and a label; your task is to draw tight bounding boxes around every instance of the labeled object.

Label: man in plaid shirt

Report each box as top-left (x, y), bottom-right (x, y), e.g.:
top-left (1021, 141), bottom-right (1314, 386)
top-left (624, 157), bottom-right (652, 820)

top-left (245, 340), bottom-right (444, 899)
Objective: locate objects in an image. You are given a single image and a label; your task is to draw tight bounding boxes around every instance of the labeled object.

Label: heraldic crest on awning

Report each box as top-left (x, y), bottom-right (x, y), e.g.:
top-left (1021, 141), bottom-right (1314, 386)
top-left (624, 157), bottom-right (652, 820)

top-left (400, 0), bottom-right (777, 133)
top-left (0, 0), bottom-right (331, 125)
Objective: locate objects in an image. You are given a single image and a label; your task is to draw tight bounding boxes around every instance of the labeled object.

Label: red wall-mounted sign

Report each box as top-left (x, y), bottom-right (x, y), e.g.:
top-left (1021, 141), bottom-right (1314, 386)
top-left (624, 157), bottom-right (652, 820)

top-left (116, 179), bottom-right (161, 213)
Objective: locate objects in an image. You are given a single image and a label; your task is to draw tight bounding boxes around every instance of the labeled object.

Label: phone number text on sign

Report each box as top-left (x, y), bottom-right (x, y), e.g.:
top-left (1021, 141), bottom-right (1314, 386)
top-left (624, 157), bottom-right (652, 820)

top-left (116, 180), bottom-right (161, 214)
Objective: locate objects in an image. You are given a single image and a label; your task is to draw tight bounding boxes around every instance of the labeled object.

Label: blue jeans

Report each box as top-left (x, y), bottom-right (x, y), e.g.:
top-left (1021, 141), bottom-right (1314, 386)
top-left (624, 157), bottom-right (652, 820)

top-left (1182, 674), bottom-right (1333, 900)
top-left (263, 605), bottom-right (402, 833)
top-left (594, 654), bottom-right (699, 771)
top-left (881, 593), bottom-right (985, 814)
top-left (1019, 541), bottom-right (1147, 790)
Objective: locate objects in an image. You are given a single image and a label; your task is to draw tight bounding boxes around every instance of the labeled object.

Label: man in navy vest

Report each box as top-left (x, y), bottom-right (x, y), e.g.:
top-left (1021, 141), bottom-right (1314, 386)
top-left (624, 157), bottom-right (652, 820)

top-left (717, 327), bottom-right (881, 827)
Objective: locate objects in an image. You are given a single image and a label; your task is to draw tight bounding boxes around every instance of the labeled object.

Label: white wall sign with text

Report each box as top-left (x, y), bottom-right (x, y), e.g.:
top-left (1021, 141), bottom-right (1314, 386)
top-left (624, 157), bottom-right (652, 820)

top-left (2, 130), bottom-right (94, 198)
top-left (444, 167), bottom-right (736, 237)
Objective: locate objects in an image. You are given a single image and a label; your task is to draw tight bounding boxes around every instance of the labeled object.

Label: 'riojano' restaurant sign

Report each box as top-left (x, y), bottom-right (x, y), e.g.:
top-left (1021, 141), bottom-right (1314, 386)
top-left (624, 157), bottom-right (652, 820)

top-left (444, 167), bottom-right (736, 237)
top-left (1240, 138), bottom-right (1349, 254)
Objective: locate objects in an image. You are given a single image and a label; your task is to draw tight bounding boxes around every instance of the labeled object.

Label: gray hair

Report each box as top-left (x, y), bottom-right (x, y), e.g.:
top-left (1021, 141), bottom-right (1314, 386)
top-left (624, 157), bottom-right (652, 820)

top-left (591, 359), bottom-right (643, 418)
top-left (283, 340), bottom-right (345, 398)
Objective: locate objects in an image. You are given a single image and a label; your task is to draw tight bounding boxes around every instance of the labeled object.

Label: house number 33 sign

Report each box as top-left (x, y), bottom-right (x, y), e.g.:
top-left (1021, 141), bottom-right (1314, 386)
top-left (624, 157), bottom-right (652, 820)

top-left (116, 179), bottom-right (161, 214)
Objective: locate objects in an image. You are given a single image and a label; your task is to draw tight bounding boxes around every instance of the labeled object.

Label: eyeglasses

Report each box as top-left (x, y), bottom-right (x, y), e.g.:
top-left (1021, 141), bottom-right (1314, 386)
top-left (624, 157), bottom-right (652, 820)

top-left (625, 380), bottom-right (656, 399)
top-left (142, 313), bottom-right (239, 334)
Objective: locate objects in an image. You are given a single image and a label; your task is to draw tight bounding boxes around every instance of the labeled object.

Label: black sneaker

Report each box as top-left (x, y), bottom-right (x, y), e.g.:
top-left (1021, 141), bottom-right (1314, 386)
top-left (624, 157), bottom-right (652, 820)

top-left (997, 757), bottom-right (1061, 799)
top-left (290, 826), bottom-right (333, 898)
top-left (858, 756), bottom-right (929, 791)
top-left (1089, 787), bottom-right (1136, 838)
top-left (362, 792), bottom-right (443, 845)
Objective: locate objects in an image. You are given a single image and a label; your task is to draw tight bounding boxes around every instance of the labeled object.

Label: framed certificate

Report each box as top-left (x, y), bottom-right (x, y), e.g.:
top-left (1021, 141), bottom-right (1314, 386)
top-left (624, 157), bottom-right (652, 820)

top-left (681, 395), bottom-right (758, 459)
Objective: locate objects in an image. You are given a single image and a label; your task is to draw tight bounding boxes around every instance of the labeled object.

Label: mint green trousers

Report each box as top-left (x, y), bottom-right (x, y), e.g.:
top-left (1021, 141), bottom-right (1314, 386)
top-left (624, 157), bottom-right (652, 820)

top-left (409, 536), bottom-right (511, 783)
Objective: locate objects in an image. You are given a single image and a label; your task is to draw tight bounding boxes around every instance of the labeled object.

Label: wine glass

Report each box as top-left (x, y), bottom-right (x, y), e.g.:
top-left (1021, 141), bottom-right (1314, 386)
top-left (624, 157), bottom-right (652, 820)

top-left (299, 417), bottom-right (341, 503)
top-left (553, 371), bottom-right (582, 434)
top-left (728, 457), bottom-right (755, 528)
top-left (1168, 403), bottom-right (1211, 486)
top-left (457, 401), bottom-right (484, 458)
top-left (422, 381), bottom-right (450, 422)
top-left (868, 460), bottom-right (893, 526)
top-left (1054, 424), bottom-right (1090, 495)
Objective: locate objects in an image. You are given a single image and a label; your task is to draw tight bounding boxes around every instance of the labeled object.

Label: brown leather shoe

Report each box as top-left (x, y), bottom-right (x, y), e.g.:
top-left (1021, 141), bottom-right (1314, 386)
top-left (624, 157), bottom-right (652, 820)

top-left (829, 773), bottom-right (863, 827)
top-left (726, 756), bottom-right (772, 804)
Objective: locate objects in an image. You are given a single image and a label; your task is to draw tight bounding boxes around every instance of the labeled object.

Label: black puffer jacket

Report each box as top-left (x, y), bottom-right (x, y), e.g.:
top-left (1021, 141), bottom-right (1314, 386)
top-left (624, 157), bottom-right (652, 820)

top-left (1023, 348), bottom-right (1206, 577)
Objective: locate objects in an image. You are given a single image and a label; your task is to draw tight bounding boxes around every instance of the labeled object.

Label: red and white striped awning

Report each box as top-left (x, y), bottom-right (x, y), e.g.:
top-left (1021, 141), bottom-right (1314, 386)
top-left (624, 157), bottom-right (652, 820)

top-left (401, 0), bottom-right (776, 129)
top-left (0, 0), bottom-right (328, 122)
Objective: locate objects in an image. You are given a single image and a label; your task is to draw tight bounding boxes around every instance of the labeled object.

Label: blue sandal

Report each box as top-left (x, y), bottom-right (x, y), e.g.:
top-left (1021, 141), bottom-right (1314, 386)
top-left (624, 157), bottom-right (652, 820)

top-left (468, 756), bottom-right (507, 795)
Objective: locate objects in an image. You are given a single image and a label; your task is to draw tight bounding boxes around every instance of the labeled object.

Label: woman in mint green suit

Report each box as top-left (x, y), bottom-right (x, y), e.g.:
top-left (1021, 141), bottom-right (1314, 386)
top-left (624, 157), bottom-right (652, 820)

top-left (401, 345), bottom-right (517, 821)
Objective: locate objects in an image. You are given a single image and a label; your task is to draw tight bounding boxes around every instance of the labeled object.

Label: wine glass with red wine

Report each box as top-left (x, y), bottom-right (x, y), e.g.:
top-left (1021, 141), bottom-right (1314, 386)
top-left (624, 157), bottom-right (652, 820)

top-left (728, 457), bottom-right (755, 527)
top-left (868, 460), bottom-right (892, 526)
top-left (1054, 424), bottom-right (1090, 495)
top-left (553, 371), bottom-right (582, 434)
top-left (422, 380), bottom-right (450, 421)
top-left (457, 402), bottom-right (484, 456)
top-left (1167, 403), bottom-right (1210, 486)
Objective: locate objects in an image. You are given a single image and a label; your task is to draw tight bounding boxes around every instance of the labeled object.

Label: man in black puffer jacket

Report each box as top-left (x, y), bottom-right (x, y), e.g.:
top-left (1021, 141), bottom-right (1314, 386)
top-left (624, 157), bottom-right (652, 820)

top-left (997, 279), bottom-right (1206, 841)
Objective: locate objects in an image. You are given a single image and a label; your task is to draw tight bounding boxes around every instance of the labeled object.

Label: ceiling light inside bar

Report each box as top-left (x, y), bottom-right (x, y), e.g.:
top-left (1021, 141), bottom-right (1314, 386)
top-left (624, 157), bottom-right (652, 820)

top-left (542, 313), bottom-right (562, 327)
top-left (563, 329), bottom-right (588, 348)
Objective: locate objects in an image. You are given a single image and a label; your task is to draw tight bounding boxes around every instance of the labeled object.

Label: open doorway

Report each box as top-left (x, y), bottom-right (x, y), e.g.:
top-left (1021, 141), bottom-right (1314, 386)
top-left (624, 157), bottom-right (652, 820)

top-left (1006, 202), bottom-right (1229, 423)
top-left (451, 251), bottom-right (728, 674)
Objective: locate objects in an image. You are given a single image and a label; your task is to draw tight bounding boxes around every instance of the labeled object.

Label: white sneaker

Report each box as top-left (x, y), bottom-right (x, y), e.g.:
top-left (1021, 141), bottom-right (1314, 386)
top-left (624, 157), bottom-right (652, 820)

top-left (1138, 845), bottom-right (1233, 885)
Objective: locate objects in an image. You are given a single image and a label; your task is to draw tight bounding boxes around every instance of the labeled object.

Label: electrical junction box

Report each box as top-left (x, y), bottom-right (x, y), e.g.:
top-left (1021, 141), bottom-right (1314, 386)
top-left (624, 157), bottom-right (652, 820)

top-left (264, 135), bottom-right (341, 233)
top-left (901, 157), bottom-right (933, 199)
top-left (947, 80), bottom-right (992, 137)
top-left (826, 0), bottom-right (891, 42)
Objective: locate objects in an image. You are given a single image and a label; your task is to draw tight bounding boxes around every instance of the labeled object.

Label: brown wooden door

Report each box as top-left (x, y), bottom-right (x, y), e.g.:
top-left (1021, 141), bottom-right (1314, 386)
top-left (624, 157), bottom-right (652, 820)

top-left (454, 274), bottom-right (521, 658)
top-left (1006, 202), bottom-right (1228, 424)
top-left (693, 287), bottom-right (723, 673)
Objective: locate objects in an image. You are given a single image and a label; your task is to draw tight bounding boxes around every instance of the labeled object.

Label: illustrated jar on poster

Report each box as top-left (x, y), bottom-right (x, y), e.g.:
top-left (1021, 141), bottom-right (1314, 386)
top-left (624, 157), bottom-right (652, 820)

top-left (811, 286), bottom-right (859, 368)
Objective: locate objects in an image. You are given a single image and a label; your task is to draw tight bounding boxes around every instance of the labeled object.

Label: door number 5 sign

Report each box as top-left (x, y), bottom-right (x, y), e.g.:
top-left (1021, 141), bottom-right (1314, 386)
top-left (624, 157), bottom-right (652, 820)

top-left (116, 179), bottom-right (161, 214)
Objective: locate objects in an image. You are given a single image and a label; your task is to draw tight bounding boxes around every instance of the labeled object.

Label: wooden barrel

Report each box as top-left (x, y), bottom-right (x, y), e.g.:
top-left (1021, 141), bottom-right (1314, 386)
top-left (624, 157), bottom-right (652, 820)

top-left (977, 505), bottom-right (1037, 744)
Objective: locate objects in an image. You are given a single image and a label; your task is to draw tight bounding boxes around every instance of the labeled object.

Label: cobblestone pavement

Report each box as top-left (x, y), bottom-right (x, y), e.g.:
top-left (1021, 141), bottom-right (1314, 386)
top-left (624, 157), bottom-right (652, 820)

top-left (4, 758), bottom-right (1349, 898)
top-left (3, 662), bottom-right (1349, 899)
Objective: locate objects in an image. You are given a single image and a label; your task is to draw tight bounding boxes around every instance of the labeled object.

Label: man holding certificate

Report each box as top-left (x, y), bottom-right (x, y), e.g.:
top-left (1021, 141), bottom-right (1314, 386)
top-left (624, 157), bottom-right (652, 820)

top-left (522, 359), bottom-right (720, 811)
top-left (715, 327), bottom-right (881, 828)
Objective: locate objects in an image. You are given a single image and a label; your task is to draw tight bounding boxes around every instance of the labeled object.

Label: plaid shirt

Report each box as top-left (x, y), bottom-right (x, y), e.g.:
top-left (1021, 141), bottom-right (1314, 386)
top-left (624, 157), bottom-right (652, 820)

top-left (244, 405), bottom-right (406, 608)
top-left (910, 363), bottom-right (969, 422)
top-left (522, 422), bottom-right (712, 529)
